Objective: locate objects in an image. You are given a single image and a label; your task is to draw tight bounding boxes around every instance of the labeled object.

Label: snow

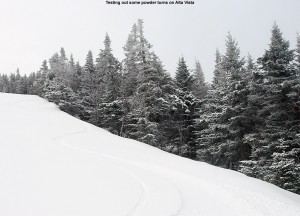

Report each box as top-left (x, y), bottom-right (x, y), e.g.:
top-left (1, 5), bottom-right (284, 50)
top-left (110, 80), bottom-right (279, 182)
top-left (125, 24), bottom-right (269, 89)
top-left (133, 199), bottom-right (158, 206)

top-left (0, 93), bottom-right (300, 216)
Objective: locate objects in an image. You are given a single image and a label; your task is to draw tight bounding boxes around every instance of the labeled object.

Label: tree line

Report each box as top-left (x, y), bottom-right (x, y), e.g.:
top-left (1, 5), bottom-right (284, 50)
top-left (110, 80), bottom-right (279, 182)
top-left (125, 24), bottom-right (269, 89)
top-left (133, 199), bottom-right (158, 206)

top-left (1, 20), bottom-right (299, 194)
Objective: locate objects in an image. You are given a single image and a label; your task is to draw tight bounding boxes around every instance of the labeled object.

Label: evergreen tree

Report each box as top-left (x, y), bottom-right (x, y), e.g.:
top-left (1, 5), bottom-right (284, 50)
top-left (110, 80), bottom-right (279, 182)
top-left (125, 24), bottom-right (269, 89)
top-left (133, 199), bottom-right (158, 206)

top-left (40, 60), bottom-right (49, 75)
top-left (196, 33), bottom-right (248, 168)
top-left (60, 47), bottom-right (67, 62)
top-left (241, 24), bottom-right (300, 194)
top-left (0, 74), bottom-right (10, 93)
top-left (213, 49), bottom-right (226, 86)
top-left (16, 75), bottom-right (28, 94)
top-left (296, 33), bottom-right (300, 74)
top-left (122, 19), bottom-right (153, 97)
top-left (173, 57), bottom-right (198, 158)
top-left (122, 23), bottom-right (139, 97)
top-left (79, 50), bottom-right (97, 121)
top-left (94, 34), bottom-right (123, 134)
top-left (175, 57), bottom-right (193, 92)
top-left (96, 33), bottom-right (121, 102)
top-left (69, 61), bottom-right (82, 92)
top-left (192, 60), bottom-right (207, 99)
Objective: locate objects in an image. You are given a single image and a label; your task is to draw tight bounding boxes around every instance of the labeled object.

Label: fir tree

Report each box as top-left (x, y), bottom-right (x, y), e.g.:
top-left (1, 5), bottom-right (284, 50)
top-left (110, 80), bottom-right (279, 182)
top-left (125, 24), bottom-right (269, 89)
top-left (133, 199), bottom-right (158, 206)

top-left (296, 33), bottom-right (300, 74)
top-left (196, 33), bottom-right (248, 168)
top-left (213, 49), bottom-right (226, 86)
top-left (175, 57), bottom-right (193, 92)
top-left (94, 34), bottom-right (123, 134)
top-left (192, 59), bottom-right (207, 99)
top-left (241, 24), bottom-right (300, 194)
top-left (96, 33), bottom-right (121, 102)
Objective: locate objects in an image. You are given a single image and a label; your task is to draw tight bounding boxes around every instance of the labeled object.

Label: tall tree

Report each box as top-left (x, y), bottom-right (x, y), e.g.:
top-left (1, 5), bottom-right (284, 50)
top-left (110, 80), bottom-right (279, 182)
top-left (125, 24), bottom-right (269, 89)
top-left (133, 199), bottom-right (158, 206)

top-left (192, 59), bottom-right (207, 99)
top-left (196, 33), bottom-right (248, 168)
top-left (213, 49), bottom-right (226, 86)
top-left (173, 57), bottom-right (198, 158)
top-left (175, 57), bottom-right (193, 92)
top-left (241, 24), bottom-right (300, 194)
top-left (96, 33), bottom-right (121, 102)
top-left (94, 34), bottom-right (123, 134)
top-left (296, 33), bottom-right (300, 74)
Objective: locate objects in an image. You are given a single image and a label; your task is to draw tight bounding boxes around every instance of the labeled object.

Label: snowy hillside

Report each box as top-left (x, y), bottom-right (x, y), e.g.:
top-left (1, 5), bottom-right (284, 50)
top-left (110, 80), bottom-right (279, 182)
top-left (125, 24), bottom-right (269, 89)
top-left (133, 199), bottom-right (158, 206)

top-left (0, 93), bottom-right (300, 216)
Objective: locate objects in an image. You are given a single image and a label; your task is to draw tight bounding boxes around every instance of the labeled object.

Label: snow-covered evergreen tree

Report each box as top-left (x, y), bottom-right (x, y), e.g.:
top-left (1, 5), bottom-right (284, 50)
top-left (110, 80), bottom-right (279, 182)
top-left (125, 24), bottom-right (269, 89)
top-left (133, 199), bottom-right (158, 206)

top-left (175, 57), bottom-right (193, 92)
top-left (213, 49), bottom-right (226, 87)
top-left (196, 33), bottom-right (249, 169)
top-left (93, 34), bottom-right (123, 134)
top-left (172, 57), bottom-right (198, 158)
top-left (241, 24), bottom-right (300, 194)
top-left (191, 60), bottom-right (207, 99)
top-left (96, 33), bottom-right (121, 102)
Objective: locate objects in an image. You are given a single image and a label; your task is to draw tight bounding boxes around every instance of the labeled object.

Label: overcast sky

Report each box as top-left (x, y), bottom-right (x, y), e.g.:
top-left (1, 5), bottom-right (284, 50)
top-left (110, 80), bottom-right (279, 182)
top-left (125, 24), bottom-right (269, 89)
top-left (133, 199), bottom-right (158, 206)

top-left (0, 0), bottom-right (299, 82)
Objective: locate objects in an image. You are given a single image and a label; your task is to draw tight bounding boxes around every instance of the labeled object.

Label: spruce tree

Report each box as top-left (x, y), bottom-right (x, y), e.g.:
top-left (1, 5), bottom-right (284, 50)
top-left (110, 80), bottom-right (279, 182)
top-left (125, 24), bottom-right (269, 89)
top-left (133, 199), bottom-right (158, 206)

top-left (173, 57), bottom-right (198, 158)
top-left (191, 60), bottom-right (207, 99)
top-left (175, 57), bottom-right (193, 92)
top-left (296, 33), bottom-right (300, 74)
top-left (96, 33), bottom-right (121, 102)
top-left (196, 33), bottom-right (248, 168)
top-left (242, 24), bottom-right (300, 194)
top-left (95, 34), bottom-right (123, 134)
top-left (213, 49), bottom-right (226, 86)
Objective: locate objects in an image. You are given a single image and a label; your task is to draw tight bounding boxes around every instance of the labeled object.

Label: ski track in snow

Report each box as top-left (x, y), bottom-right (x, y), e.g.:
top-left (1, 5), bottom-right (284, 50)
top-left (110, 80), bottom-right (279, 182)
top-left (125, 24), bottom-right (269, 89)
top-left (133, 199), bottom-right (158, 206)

top-left (52, 125), bottom-right (148, 216)
top-left (15, 97), bottom-right (184, 216)
top-left (52, 121), bottom-right (184, 216)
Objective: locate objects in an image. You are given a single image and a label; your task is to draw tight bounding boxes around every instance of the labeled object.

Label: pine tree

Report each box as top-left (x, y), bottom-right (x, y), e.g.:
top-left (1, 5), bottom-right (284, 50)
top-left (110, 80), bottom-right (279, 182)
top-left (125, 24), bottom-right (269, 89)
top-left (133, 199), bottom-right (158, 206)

top-left (96, 33), bottom-right (121, 102)
top-left (192, 60), bottom-right (207, 99)
top-left (122, 19), bottom-right (153, 97)
top-left (196, 49), bottom-right (230, 164)
top-left (121, 20), bottom-right (179, 149)
top-left (40, 60), bottom-right (49, 75)
top-left (213, 49), bottom-right (226, 86)
top-left (43, 79), bottom-right (79, 116)
top-left (175, 57), bottom-right (193, 92)
top-left (94, 34), bottom-right (123, 134)
top-left (296, 33), bottom-right (300, 74)
top-left (196, 33), bottom-right (248, 168)
top-left (0, 74), bottom-right (10, 93)
top-left (16, 75), bottom-right (28, 94)
top-left (80, 50), bottom-right (97, 121)
top-left (172, 57), bottom-right (198, 158)
top-left (60, 47), bottom-right (67, 62)
top-left (122, 23), bottom-right (139, 97)
top-left (241, 24), bottom-right (300, 194)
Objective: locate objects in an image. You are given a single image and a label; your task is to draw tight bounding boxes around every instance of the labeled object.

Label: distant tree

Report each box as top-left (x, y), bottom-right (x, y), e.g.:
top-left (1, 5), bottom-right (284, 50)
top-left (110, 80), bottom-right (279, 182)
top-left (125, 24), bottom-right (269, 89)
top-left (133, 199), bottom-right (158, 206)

top-left (191, 59), bottom-right (207, 99)
top-left (60, 47), bottom-right (67, 62)
top-left (296, 33), bottom-right (300, 73)
top-left (0, 74), bottom-right (10, 93)
top-left (16, 75), bottom-right (28, 94)
top-left (175, 57), bottom-right (193, 92)
top-left (213, 49), bottom-right (226, 86)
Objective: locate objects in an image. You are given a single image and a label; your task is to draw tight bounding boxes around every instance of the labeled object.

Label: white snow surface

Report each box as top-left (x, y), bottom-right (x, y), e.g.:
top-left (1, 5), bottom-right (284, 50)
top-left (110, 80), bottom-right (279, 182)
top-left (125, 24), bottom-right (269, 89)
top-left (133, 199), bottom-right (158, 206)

top-left (1, 93), bottom-right (300, 216)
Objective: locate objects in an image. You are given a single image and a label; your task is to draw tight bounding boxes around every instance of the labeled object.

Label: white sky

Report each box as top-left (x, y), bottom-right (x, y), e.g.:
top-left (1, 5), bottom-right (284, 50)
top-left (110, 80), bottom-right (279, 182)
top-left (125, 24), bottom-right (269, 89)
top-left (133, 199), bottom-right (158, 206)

top-left (0, 0), bottom-right (299, 82)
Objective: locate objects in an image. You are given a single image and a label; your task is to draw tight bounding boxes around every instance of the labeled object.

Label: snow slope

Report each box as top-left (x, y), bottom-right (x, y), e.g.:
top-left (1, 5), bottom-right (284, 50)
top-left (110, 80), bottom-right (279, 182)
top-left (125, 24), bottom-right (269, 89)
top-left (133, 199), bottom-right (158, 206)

top-left (0, 93), bottom-right (300, 216)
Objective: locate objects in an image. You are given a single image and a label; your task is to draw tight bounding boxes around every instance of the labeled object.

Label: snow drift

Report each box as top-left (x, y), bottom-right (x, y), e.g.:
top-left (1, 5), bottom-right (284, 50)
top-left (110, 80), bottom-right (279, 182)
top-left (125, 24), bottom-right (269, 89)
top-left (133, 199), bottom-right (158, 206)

top-left (0, 93), bottom-right (300, 216)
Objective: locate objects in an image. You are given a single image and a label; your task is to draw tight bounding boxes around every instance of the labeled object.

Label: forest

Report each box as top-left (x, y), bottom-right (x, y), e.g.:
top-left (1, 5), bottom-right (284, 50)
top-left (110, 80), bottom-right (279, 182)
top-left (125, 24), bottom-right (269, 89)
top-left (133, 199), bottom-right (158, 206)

top-left (1, 19), bottom-right (299, 194)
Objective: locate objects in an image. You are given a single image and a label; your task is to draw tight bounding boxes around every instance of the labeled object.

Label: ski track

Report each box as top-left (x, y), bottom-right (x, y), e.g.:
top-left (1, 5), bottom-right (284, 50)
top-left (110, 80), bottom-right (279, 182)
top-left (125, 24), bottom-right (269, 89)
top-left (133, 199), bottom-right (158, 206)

top-left (53, 123), bottom-right (184, 216)
top-left (52, 125), bottom-right (148, 216)
top-left (15, 97), bottom-right (184, 216)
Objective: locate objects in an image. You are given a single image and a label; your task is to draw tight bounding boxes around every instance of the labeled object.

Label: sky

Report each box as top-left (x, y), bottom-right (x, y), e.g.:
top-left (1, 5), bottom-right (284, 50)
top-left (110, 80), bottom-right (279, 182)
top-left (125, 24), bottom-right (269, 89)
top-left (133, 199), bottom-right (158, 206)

top-left (0, 0), bottom-right (299, 82)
